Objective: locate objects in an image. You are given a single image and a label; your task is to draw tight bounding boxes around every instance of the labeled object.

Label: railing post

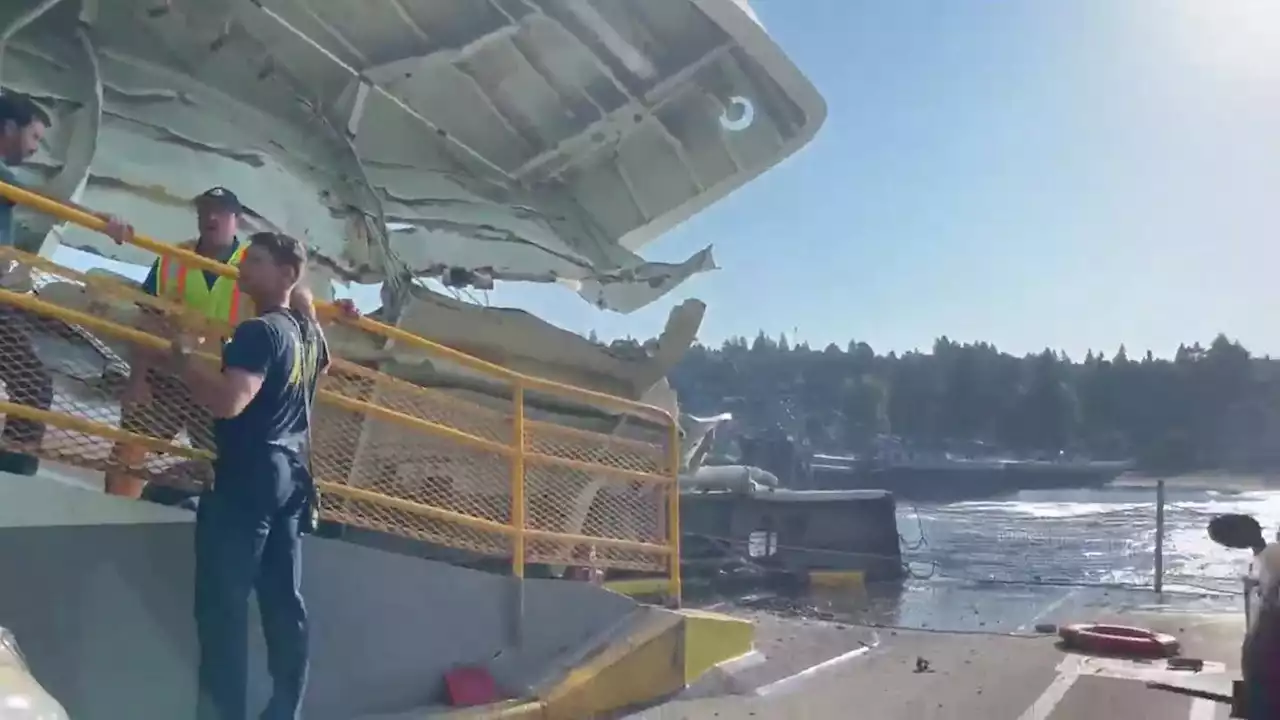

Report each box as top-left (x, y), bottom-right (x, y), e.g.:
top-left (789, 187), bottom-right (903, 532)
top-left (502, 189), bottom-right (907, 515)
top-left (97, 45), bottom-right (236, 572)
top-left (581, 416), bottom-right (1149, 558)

top-left (666, 419), bottom-right (682, 608)
top-left (1154, 479), bottom-right (1165, 595)
top-left (511, 382), bottom-right (527, 579)
top-left (508, 382), bottom-right (527, 645)
top-left (1244, 575), bottom-right (1255, 633)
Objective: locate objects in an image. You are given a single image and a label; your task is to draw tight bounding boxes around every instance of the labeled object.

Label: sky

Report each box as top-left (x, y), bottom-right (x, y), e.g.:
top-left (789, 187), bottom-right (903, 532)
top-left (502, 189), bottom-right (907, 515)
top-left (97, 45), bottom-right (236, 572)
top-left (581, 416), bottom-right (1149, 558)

top-left (55, 0), bottom-right (1280, 358)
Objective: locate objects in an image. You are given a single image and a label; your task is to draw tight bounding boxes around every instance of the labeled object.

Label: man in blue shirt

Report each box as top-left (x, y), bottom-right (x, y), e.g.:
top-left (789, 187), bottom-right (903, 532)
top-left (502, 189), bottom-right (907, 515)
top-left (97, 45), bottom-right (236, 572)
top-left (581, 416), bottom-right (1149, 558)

top-left (0, 91), bottom-right (48, 250)
top-left (0, 91), bottom-right (54, 476)
top-left (166, 231), bottom-right (329, 720)
top-left (102, 188), bottom-right (331, 500)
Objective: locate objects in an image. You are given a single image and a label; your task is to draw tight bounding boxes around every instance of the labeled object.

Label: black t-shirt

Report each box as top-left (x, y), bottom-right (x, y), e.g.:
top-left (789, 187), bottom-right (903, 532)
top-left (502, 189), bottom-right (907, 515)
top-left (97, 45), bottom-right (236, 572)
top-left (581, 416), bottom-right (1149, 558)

top-left (213, 308), bottom-right (329, 502)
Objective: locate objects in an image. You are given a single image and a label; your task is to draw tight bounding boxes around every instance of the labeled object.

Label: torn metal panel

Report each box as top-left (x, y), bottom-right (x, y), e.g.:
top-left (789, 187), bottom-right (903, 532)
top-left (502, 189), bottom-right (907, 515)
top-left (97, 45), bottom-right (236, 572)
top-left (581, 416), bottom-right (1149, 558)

top-left (1, 0), bottom-right (822, 313)
top-left (325, 289), bottom-right (706, 401)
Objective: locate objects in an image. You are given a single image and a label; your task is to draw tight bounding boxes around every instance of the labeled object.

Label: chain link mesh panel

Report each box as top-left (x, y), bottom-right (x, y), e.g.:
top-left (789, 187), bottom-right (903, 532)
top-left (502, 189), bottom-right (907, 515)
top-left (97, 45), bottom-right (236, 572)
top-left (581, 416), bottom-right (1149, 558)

top-left (0, 248), bottom-right (676, 573)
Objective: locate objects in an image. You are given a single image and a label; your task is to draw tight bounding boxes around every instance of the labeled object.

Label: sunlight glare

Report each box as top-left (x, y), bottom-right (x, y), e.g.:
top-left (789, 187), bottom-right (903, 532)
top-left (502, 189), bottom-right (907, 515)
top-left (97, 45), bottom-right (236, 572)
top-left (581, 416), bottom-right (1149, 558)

top-left (1170, 0), bottom-right (1280, 81)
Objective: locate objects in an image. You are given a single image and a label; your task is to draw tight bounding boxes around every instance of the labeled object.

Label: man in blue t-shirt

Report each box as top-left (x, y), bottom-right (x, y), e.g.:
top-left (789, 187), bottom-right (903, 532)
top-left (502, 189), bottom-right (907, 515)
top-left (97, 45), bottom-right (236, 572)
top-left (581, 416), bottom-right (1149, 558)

top-left (0, 91), bottom-right (48, 251)
top-left (0, 91), bottom-right (54, 476)
top-left (166, 231), bottom-right (329, 720)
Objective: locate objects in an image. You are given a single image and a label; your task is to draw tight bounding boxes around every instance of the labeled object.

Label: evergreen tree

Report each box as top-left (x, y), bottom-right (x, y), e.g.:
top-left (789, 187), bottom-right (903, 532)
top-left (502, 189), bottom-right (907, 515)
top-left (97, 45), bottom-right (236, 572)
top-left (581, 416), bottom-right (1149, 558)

top-left (668, 334), bottom-right (1276, 473)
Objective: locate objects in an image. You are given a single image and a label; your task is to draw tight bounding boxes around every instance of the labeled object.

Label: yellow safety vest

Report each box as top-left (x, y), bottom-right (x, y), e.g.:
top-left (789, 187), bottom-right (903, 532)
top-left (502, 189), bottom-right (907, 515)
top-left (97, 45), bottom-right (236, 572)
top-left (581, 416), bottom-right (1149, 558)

top-left (152, 240), bottom-right (252, 326)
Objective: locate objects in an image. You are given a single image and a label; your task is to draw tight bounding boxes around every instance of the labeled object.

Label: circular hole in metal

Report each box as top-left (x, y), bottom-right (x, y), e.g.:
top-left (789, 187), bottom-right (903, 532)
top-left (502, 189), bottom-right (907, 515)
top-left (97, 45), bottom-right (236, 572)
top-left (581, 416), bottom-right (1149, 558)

top-left (719, 96), bottom-right (755, 132)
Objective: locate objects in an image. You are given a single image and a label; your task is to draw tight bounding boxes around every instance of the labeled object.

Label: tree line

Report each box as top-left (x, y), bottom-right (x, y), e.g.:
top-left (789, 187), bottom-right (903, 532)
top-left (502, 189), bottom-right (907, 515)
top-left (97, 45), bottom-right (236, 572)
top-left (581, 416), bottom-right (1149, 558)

top-left (665, 333), bottom-right (1280, 473)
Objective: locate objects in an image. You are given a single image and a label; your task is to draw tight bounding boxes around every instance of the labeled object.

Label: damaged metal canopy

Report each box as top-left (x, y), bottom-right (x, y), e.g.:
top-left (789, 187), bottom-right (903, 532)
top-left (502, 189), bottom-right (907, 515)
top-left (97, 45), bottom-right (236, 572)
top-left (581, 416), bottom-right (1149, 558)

top-left (3, 0), bottom-right (825, 312)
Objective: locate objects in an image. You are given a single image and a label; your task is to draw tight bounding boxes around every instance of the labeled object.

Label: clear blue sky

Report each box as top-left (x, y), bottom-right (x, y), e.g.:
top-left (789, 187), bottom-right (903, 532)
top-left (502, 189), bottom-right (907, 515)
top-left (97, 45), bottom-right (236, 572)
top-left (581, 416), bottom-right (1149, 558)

top-left (57, 1), bottom-right (1280, 358)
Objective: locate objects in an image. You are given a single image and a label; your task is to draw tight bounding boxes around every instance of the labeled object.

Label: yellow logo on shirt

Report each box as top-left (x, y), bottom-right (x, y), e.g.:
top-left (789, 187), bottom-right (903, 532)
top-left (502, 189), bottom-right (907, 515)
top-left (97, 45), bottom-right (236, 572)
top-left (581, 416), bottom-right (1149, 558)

top-left (288, 333), bottom-right (322, 388)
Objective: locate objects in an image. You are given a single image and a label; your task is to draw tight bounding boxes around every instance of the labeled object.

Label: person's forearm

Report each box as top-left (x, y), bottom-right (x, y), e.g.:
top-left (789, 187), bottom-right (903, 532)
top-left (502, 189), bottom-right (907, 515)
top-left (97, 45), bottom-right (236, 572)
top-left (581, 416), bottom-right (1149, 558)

top-left (127, 351), bottom-right (152, 385)
top-left (128, 312), bottom-right (168, 380)
top-left (289, 284), bottom-right (335, 374)
top-left (176, 361), bottom-right (234, 417)
top-left (128, 334), bottom-right (163, 383)
top-left (290, 285), bottom-right (318, 324)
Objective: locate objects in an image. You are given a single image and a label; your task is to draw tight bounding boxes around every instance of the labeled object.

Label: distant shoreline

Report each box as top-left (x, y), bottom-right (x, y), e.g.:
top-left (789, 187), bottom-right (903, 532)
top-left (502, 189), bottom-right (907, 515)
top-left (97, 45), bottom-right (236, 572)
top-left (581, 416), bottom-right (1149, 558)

top-left (1110, 471), bottom-right (1280, 492)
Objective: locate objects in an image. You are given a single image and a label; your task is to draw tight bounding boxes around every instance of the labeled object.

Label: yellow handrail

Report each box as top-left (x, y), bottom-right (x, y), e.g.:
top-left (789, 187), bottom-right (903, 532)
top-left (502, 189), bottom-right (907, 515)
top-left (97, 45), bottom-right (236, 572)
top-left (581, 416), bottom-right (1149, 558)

top-left (0, 272), bottom-right (511, 458)
top-left (0, 181), bottom-right (675, 425)
top-left (0, 180), bottom-right (683, 601)
top-left (0, 397), bottom-right (213, 462)
top-left (0, 284), bottom-right (674, 558)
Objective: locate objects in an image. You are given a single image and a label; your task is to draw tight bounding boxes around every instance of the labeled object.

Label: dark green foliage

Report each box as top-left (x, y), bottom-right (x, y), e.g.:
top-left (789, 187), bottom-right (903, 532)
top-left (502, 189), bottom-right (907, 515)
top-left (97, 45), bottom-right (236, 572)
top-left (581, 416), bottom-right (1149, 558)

top-left (667, 332), bottom-right (1278, 473)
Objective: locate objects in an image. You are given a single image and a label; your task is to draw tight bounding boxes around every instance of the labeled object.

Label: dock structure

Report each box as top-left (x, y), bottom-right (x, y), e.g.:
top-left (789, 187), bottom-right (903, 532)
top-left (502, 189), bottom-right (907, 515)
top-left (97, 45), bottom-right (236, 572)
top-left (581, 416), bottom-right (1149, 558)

top-left (626, 601), bottom-right (1243, 720)
top-left (0, 198), bottom-right (753, 719)
top-left (1, 472), bottom-right (758, 719)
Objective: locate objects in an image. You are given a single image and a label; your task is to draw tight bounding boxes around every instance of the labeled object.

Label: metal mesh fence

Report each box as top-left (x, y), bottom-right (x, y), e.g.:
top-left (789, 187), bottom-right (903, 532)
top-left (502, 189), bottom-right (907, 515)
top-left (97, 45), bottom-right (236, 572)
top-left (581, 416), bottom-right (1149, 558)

top-left (0, 247), bottom-right (676, 574)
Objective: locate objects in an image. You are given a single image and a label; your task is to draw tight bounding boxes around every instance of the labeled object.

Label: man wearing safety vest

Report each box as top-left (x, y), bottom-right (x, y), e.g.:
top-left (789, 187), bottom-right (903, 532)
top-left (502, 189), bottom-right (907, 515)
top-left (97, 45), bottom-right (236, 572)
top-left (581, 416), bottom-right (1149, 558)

top-left (103, 186), bottom-right (320, 498)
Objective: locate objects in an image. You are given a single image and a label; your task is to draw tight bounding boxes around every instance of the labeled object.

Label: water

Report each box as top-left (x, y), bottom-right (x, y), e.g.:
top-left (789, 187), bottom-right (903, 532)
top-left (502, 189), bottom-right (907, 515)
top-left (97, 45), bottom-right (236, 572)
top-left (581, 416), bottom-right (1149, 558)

top-left (752, 484), bottom-right (1280, 633)
top-left (902, 485), bottom-right (1280, 597)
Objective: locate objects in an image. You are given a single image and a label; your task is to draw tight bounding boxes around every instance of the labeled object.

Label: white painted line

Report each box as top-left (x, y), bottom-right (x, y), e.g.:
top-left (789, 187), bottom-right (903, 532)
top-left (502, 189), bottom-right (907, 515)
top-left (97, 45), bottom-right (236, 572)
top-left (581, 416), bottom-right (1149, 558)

top-left (1017, 654), bottom-right (1083, 720)
top-left (716, 649), bottom-right (766, 674)
top-left (680, 650), bottom-right (768, 699)
top-left (753, 633), bottom-right (880, 697)
top-left (1017, 588), bottom-right (1077, 633)
top-left (1188, 697), bottom-right (1218, 720)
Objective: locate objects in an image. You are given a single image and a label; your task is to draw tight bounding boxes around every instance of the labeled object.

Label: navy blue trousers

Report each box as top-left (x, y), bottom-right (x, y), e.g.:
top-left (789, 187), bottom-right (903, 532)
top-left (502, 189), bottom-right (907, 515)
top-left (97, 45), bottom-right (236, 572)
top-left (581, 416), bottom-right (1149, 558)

top-left (194, 483), bottom-right (310, 720)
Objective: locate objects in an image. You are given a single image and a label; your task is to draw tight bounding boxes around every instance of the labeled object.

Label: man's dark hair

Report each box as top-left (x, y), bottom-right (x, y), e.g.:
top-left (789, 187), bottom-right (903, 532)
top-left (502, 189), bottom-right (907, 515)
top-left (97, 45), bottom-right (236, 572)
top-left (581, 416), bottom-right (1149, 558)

top-left (248, 231), bottom-right (307, 277)
top-left (0, 92), bottom-right (52, 129)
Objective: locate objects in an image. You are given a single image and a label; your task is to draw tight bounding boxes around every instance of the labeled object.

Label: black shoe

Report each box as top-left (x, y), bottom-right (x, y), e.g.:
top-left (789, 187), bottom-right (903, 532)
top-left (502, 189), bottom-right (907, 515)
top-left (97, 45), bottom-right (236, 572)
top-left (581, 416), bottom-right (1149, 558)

top-left (0, 450), bottom-right (40, 476)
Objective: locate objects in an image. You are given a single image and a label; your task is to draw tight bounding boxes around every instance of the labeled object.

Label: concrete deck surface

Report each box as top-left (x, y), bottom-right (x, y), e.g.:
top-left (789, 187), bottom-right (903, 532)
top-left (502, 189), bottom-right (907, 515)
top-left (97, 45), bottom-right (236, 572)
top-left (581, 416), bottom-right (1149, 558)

top-left (626, 610), bottom-right (1243, 719)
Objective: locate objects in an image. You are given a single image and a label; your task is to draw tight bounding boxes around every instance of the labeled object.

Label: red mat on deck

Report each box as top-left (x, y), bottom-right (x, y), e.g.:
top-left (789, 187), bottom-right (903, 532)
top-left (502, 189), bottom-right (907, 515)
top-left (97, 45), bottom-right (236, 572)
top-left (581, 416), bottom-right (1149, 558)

top-left (444, 665), bottom-right (498, 707)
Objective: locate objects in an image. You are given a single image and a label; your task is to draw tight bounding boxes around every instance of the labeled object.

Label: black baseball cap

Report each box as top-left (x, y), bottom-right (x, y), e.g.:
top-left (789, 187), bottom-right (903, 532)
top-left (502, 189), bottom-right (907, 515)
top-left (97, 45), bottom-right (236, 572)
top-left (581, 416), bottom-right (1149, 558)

top-left (194, 186), bottom-right (241, 213)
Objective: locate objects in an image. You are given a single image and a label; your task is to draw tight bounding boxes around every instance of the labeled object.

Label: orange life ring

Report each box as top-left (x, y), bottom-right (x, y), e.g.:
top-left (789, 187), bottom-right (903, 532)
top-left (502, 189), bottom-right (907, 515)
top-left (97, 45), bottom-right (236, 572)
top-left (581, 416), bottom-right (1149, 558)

top-left (1058, 623), bottom-right (1180, 658)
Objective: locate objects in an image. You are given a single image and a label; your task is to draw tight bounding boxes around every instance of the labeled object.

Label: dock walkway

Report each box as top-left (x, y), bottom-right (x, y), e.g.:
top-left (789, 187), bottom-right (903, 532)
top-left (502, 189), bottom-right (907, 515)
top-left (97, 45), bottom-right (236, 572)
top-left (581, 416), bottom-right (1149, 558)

top-left (627, 609), bottom-right (1242, 719)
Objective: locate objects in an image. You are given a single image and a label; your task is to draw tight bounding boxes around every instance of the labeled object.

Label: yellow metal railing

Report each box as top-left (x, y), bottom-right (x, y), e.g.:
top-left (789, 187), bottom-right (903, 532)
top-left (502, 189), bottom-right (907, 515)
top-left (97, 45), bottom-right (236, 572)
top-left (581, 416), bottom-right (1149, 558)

top-left (0, 182), bottom-right (682, 603)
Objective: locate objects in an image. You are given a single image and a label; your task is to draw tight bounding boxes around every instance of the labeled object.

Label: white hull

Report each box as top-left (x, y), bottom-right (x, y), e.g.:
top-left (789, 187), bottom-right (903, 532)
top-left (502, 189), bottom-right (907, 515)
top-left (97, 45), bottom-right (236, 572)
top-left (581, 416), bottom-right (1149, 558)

top-left (2, 0), bottom-right (824, 315)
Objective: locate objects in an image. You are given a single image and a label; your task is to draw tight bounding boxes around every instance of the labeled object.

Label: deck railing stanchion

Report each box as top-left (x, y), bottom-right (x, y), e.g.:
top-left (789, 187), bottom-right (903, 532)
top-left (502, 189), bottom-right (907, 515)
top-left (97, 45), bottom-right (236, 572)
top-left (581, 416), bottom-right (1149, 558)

top-left (1154, 479), bottom-right (1166, 595)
